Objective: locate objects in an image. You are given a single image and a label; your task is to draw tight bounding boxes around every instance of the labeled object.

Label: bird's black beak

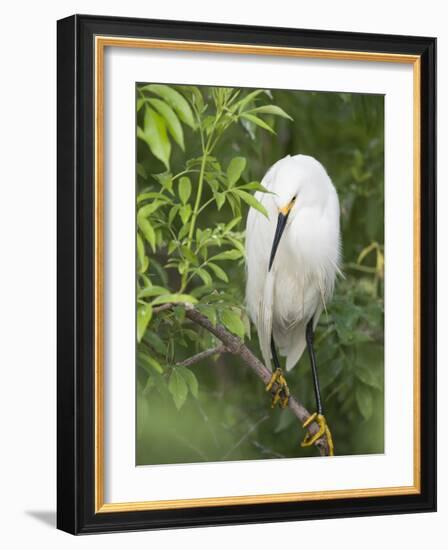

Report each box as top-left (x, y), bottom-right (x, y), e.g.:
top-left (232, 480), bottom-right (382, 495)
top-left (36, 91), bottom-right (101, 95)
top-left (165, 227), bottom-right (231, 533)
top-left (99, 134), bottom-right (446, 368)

top-left (268, 212), bottom-right (289, 271)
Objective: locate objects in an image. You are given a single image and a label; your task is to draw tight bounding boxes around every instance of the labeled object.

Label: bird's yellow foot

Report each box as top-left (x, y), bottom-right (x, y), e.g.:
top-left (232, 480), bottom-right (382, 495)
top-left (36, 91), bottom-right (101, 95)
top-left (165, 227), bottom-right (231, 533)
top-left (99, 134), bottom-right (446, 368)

top-left (265, 368), bottom-right (290, 409)
top-left (301, 412), bottom-right (334, 456)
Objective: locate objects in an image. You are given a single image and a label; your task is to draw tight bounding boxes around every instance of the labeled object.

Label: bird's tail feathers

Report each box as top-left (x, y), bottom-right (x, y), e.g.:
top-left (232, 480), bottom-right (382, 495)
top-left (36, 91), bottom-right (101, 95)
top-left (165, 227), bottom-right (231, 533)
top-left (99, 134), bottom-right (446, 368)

top-left (283, 324), bottom-right (307, 371)
top-left (273, 320), bottom-right (307, 371)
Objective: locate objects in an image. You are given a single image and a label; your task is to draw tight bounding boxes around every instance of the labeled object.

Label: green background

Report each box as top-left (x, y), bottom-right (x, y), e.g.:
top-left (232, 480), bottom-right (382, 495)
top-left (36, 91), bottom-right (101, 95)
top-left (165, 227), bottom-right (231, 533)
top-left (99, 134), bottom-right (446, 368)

top-left (136, 85), bottom-right (384, 465)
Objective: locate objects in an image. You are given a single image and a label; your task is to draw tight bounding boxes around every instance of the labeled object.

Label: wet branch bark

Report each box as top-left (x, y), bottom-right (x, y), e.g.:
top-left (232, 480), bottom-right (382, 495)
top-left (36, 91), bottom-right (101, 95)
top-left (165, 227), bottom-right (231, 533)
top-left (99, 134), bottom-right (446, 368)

top-left (153, 303), bottom-right (331, 456)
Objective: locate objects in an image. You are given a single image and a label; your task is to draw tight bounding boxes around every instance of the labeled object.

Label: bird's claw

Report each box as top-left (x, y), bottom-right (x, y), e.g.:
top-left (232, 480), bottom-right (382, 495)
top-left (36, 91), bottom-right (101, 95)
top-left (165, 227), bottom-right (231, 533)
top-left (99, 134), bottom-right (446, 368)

top-left (301, 412), bottom-right (334, 456)
top-left (266, 368), bottom-right (290, 409)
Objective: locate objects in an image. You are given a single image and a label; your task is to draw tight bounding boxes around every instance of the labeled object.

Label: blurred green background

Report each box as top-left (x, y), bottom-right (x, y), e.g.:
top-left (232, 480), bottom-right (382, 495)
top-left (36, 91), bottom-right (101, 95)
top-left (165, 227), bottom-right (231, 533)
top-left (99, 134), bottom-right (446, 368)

top-left (136, 84), bottom-right (384, 465)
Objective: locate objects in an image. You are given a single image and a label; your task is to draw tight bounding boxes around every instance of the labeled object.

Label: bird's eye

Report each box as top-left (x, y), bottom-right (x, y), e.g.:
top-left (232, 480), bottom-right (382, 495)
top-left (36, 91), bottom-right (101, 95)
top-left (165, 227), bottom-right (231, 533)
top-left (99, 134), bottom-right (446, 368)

top-left (291, 195), bottom-right (296, 202)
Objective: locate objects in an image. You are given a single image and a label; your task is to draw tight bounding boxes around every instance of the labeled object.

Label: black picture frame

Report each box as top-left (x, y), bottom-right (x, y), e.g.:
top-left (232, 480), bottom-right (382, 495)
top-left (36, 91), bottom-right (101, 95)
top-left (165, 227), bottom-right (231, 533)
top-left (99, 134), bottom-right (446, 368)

top-left (57, 14), bottom-right (436, 534)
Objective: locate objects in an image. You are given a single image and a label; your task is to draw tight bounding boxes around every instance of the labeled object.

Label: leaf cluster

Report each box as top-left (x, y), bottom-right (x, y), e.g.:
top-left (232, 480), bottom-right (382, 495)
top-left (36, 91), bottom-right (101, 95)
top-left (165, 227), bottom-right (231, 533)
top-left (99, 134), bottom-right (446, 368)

top-left (136, 85), bottom-right (385, 463)
top-left (136, 84), bottom-right (290, 410)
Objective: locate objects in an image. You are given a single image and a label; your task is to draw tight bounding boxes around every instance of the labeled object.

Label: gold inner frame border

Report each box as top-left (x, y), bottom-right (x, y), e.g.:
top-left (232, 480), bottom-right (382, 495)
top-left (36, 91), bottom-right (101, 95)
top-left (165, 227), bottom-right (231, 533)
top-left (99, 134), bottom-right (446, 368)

top-left (94, 35), bottom-right (421, 513)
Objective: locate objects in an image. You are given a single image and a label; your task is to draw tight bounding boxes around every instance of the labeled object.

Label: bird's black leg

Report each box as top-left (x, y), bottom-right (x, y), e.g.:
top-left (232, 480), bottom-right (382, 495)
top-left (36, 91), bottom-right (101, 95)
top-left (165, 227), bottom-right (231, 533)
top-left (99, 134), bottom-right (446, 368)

top-left (305, 319), bottom-right (323, 415)
top-left (265, 334), bottom-right (290, 408)
top-left (301, 318), bottom-right (335, 455)
top-left (271, 334), bottom-right (282, 372)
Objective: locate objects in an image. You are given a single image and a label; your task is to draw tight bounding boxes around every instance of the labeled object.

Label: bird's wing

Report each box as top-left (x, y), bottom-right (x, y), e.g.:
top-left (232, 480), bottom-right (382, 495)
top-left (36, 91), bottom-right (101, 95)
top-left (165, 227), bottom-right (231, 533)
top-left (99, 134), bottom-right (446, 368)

top-left (258, 269), bottom-right (275, 370)
top-left (245, 161), bottom-right (282, 371)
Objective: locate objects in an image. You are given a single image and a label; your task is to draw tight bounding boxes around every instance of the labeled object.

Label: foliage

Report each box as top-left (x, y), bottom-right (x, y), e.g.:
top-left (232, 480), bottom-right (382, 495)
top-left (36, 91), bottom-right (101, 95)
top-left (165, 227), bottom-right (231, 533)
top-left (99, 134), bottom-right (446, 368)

top-left (136, 83), bottom-right (384, 464)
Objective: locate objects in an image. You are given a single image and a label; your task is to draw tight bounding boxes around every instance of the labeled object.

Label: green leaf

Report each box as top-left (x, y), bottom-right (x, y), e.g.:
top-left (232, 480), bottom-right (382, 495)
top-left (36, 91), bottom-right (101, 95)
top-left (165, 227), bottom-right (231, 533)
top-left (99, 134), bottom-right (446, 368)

top-left (173, 305), bottom-right (186, 322)
top-left (137, 303), bottom-right (153, 342)
top-left (138, 285), bottom-right (170, 298)
top-left (226, 236), bottom-right (245, 255)
top-left (144, 330), bottom-right (167, 355)
top-left (136, 163), bottom-right (147, 178)
top-left (137, 352), bottom-right (164, 374)
top-left (226, 157), bottom-right (246, 187)
top-left (177, 366), bottom-right (199, 398)
top-left (247, 105), bottom-right (293, 120)
top-left (177, 260), bottom-right (188, 275)
top-left (151, 293), bottom-right (198, 306)
top-left (202, 115), bottom-right (215, 135)
top-left (355, 384), bottom-right (374, 420)
top-left (167, 240), bottom-right (176, 254)
top-left (203, 291), bottom-right (235, 303)
top-left (186, 86), bottom-right (205, 112)
top-left (195, 268), bottom-right (213, 287)
top-left (233, 189), bottom-right (269, 218)
top-left (240, 116), bottom-right (256, 141)
top-left (142, 84), bottom-right (195, 128)
top-left (168, 205), bottom-right (179, 225)
top-left (211, 249), bottom-right (243, 261)
top-left (226, 191), bottom-right (241, 217)
top-left (138, 106), bottom-right (171, 170)
top-left (147, 97), bottom-right (185, 150)
top-left (355, 365), bottom-right (382, 390)
top-left (238, 181), bottom-right (271, 193)
top-left (220, 309), bottom-right (245, 339)
top-left (137, 219), bottom-right (156, 251)
top-left (224, 217), bottom-right (241, 233)
top-left (215, 192), bottom-right (225, 210)
top-left (147, 356), bottom-right (163, 374)
top-left (168, 369), bottom-right (189, 409)
top-left (240, 113), bottom-right (275, 134)
top-left (233, 89), bottom-right (264, 113)
top-left (196, 228), bottom-right (204, 243)
top-left (141, 256), bottom-right (149, 273)
top-left (197, 304), bottom-right (217, 326)
top-left (178, 176), bottom-right (192, 204)
top-left (137, 352), bottom-right (155, 376)
top-left (153, 172), bottom-right (174, 194)
top-left (150, 258), bottom-right (169, 287)
top-left (137, 192), bottom-right (172, 204)
top-left (207, 262), bottom-right (229, 282)
top-left (205, 177), bottom-right (219, 193)
top-left (138, 201), bottom-right (163, 218)
top-left (136, 233), bottom-right (147, 273)
top-left (179, 204), bottom-right (192, 224)
top-left (181, 245), bottom-right (198, 265)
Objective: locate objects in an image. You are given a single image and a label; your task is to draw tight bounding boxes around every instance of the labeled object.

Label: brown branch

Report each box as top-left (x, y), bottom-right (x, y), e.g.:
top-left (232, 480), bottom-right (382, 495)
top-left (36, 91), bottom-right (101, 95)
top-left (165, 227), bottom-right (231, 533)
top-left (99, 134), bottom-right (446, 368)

top-left (176, 345), bottom-right (228, 368)
top-left (155, 303), bottom-right (331, 456)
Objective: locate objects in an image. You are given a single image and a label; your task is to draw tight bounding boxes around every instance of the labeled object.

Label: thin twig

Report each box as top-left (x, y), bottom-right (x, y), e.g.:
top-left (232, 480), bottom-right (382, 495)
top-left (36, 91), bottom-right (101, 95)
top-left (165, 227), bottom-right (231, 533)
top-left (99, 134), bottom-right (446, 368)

top-left (153, 302), bottom-right (331, 456)
top-left (221, 414), bottom-right (270, 460)
top-left (176, 345), bottom-right (228, 368)
top-left (251, 440), bottom-right (286, 459)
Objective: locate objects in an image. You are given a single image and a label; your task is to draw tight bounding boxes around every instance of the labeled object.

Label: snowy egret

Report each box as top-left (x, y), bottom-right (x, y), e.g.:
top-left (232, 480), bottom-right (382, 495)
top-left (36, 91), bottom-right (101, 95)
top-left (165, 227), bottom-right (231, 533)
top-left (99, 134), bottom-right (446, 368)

top-left (245, 154), bottom-right (341, 455)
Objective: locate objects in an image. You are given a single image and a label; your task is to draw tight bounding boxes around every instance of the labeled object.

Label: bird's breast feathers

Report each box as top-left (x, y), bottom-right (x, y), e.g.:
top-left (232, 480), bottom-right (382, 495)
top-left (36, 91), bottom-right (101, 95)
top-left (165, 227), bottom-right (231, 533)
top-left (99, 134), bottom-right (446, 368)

top-left (245, 154), bottom-right (341, 369)
top-left (246, 202), bottom-right (339, 330)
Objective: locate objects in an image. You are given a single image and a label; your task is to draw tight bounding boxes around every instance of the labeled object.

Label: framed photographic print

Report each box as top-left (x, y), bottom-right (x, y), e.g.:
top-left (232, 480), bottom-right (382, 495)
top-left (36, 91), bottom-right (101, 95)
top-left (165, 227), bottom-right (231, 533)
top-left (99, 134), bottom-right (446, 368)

top-left (57, 14), bottom-right (436, 534)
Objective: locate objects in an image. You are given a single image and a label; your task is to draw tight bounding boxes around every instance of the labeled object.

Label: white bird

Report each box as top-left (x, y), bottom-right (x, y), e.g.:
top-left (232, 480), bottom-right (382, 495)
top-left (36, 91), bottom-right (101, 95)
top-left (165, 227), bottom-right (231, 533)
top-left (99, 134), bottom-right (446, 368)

top-left (245, 154), bottom-right (341, 454)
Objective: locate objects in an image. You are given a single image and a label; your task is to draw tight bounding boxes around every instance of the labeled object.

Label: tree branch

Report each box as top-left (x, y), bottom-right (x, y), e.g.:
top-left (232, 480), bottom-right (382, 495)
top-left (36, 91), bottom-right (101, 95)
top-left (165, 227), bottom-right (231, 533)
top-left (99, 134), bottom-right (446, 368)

top-left (176, 345), bottom-right (228, 368)
top-left (155, 303), bottom-right (331, 456)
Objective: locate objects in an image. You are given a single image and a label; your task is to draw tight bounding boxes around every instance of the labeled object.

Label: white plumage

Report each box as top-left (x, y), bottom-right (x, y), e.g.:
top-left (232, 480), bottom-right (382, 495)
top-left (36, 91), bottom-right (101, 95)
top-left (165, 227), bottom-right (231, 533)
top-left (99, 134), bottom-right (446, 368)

top-left (245, 154), bottom-right (341, 371)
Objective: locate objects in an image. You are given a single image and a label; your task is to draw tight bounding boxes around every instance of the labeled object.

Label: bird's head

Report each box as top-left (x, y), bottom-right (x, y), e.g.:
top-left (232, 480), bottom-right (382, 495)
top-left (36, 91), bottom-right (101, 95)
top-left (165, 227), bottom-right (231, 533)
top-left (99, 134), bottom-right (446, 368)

top-left (274, 183), bottom-right (299, 217)
top-left (268, 155), bottom-right (331, 271)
